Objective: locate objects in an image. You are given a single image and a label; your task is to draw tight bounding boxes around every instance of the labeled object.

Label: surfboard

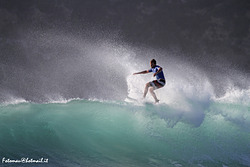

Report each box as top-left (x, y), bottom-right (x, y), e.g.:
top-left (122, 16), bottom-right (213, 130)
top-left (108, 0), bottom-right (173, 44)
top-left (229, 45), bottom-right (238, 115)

top-left (125, 96), bottom-right (159, 105)
top-left (125, 96), bottom-right (138, 102)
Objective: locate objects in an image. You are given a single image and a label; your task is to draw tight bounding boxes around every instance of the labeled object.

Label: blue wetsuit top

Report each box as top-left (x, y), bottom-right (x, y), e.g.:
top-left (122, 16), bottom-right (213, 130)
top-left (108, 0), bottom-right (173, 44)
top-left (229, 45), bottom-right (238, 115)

top-left (148, 65), bottom-right (165, 80)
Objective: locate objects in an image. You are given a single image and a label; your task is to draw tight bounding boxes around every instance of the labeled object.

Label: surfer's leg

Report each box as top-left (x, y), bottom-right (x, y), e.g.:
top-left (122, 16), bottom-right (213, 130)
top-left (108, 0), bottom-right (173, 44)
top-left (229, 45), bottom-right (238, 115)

top-left (149, 87), bottom-right (159, 103)
top-left (143, 82), bottom-right (150, 98)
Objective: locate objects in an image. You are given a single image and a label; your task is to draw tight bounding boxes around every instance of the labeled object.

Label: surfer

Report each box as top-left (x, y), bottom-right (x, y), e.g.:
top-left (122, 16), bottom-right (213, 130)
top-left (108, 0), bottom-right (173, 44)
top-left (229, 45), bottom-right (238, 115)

top-left (133, 59), bottom-right (165, 103)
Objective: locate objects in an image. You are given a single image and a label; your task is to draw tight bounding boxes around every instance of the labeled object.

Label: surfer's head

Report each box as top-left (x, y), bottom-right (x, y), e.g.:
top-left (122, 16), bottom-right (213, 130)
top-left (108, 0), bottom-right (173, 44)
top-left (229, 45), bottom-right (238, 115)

top-left (150, 59), bottom-right (156, 68)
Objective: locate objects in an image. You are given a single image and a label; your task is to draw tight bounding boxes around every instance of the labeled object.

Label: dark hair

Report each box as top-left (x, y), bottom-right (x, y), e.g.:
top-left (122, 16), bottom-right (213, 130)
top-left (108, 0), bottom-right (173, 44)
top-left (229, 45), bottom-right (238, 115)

top-left (151, 59), bottom-right (156, 64)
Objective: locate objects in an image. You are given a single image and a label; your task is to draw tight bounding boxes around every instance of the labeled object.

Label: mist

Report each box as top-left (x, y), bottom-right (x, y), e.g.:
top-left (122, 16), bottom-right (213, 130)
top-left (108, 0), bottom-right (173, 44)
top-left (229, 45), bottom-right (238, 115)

top-left (0, 0), bottom-right (249, 103)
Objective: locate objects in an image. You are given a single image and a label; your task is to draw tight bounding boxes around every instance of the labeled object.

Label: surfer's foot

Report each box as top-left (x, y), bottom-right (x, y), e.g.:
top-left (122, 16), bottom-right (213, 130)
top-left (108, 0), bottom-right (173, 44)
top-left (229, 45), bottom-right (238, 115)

top-left (140, 97), bottom-right (145, 102)
top-left (155, 99), bottom-right (160, 104)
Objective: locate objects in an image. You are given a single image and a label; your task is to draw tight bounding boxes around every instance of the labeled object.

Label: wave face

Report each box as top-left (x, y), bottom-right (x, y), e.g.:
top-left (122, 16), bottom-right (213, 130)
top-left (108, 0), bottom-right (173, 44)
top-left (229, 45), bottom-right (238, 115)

top-left (0, 99), bottom-right (249, 167)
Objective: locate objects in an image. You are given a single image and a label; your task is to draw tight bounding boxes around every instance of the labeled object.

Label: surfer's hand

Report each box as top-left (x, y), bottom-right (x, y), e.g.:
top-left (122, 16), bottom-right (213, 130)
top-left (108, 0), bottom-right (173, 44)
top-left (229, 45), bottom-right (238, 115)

top-left (153, 73), bottom-right (156, 77)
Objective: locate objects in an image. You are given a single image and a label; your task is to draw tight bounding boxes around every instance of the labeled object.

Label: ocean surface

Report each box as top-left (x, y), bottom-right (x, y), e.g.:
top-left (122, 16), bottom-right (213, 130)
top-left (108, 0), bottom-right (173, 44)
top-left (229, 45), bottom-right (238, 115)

top-left (0, 96), bottom-right (249, 167)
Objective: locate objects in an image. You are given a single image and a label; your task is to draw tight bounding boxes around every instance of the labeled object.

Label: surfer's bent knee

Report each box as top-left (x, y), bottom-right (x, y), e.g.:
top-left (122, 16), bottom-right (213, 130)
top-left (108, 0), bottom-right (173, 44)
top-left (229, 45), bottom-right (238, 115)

top-left (149, 87), bottom-right (154, 92)
top-left (145, 82), bottom-right (150, 87)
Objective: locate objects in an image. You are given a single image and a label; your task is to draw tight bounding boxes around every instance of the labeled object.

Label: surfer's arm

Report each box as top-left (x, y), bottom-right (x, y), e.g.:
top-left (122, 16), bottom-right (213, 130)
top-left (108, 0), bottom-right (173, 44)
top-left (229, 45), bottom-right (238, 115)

top-left (153, 67), bottom-right (162, 76)
top-left (133, 70), bottom-right (150, 75)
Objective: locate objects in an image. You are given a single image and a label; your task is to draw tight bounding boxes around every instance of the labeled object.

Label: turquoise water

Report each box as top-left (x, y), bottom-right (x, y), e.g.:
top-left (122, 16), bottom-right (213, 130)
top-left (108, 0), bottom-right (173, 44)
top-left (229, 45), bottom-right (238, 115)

top-left (0, 99), bottom-right (249, 167)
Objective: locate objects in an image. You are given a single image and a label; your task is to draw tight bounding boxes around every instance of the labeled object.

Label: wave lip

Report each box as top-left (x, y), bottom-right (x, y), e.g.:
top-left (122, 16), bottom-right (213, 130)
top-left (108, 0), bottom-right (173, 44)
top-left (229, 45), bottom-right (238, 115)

top-left (213, 87), bottom-right (250, 105)
top-left (1, 97), bottom-right (28, 106)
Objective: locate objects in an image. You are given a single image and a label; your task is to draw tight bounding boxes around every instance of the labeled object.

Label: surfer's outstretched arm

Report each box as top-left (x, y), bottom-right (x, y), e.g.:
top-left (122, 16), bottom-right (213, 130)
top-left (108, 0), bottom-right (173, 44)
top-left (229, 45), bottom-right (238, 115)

top-left (133, 70), bottom-right (149, 75)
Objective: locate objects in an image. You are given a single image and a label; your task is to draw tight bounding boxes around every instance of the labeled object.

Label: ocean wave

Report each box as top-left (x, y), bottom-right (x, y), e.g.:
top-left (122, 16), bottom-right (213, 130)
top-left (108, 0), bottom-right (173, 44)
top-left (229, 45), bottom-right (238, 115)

top-left (0, 99), bottom-right (249, 166)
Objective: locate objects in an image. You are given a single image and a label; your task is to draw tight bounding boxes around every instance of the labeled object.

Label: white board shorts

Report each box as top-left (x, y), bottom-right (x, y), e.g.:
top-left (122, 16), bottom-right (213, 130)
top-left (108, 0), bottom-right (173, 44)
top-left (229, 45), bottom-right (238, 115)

top-left (149, 79), bottom-right (165, 89)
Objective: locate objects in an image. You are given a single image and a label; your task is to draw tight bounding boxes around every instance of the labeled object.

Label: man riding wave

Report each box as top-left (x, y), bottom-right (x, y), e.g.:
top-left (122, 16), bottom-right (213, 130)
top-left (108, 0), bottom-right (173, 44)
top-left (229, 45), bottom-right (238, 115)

top-left (133, 59), bottom-right (165, 103)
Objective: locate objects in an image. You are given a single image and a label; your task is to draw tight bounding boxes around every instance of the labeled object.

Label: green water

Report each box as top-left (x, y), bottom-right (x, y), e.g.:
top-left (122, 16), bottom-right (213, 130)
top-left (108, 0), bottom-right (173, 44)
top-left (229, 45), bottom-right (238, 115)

top-left (0, 99), bottom-right (249, 167)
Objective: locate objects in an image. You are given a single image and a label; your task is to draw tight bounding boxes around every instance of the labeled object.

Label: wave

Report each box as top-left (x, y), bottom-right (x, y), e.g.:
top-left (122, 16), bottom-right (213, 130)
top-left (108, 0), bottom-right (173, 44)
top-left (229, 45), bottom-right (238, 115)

top-left (0, 99), bottom-right (249, 167)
